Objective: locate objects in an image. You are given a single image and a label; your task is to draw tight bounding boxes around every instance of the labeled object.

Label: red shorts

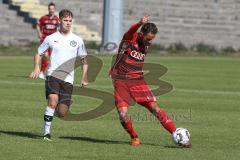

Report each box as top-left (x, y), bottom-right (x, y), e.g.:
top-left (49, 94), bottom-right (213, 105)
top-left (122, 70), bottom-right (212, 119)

top-left (114, 79), bottom-right (157, 108)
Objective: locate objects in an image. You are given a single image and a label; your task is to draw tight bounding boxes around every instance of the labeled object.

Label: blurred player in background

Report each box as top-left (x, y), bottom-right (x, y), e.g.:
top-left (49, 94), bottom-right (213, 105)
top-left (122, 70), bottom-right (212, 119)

top-left (30, 9), bottom-right (88, 141)
top-left (110, 15), bottom-right (191, 147)
top-left (36, 2), bottom-right (59, 79)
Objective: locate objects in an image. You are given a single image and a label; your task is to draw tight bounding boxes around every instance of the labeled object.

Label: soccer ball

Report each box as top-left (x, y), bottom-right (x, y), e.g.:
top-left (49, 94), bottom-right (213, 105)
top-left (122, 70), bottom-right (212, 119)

top-left (172, 128), bottom-right (190, 145)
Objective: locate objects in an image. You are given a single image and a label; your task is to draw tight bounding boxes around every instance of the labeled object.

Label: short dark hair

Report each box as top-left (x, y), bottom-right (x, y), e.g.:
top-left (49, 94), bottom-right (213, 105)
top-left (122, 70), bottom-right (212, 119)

top-left (140, 23), bottom-right (158, 35)
top-left (48, 2), bottom-right (55, 8)
top-left (59, 9), bottom-right (73, 19)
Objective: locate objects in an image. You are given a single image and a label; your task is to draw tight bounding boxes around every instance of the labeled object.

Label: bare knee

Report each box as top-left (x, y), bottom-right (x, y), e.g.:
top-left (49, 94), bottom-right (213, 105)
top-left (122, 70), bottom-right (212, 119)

top-left (48, 94), bottom-right (58, 108)
top-left (56, 104), bottom-right (69, 118)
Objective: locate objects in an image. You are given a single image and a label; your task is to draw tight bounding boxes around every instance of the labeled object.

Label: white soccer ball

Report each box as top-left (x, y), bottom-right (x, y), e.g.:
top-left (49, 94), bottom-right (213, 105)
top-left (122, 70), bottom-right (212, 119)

top-left (172, 128), bottom-right (190, 145)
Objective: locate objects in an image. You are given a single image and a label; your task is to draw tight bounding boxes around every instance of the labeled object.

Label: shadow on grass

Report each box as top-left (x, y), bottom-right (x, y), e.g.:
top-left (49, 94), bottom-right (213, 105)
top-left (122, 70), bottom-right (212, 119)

top-left (59, 136), bottom-right (161, 146)
top-left (0, 130), bottom-right (177, 147)
top-left (0, 130), bottom-right (42, 139)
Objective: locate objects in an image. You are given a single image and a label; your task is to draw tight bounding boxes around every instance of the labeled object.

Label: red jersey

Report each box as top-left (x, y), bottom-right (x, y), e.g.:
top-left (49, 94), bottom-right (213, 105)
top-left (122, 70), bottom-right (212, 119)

top-left (38, 15), bottom-right (59, 40)
top-left (110, 22), bottom-right (149, 80)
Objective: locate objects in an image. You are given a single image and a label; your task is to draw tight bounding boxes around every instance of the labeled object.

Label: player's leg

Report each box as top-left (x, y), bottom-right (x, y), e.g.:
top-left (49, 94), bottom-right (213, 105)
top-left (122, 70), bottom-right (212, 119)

top-left (114, 80), bottom-right (139, 145)
top-left (41, 50), bottom-right (50, 72)
top-left (151, 103), bottom-right (192, 147)
top-left (43, 76), bottom-right (60, 140)
top-left (132, 79), bottom-right (191, 147)
top-left (117, 107), bottom-right (139, 145)
top-left (39, 50), bottom-right (50, 79)
top-left (43, 94), bottom-right (58, 141)
top-left (141, 102), bottom-right (176, 133)
top-left (131, 79), bottom-right (176, 133)
top-left (40, 54), bottom-right (48, 71)
top-left (55, 80), bottom-right (73, 118)
top-left (55, 97), bottom-right (72, 118)
top-left (130, 79), bottom-right (176, 133)
top-left (139, 102), bottom-right (192, 147)
top-left (55, 104), bottom-right (69, 118)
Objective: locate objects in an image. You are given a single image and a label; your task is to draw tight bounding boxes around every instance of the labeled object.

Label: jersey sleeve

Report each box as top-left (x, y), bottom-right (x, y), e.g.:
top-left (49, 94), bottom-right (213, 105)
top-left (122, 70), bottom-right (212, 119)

top-left (77, 40), bottom-right (87, 58)
top-left (37, 16), bottom-right (44, 27)
top-left (38, 36), bottom-right (50, 55)
top-left (123, 22), bottom-right (142, 40)
top-left (56, 16), bottom-right (60, 27)
top-left (54, 16), bottom-right (59, 28)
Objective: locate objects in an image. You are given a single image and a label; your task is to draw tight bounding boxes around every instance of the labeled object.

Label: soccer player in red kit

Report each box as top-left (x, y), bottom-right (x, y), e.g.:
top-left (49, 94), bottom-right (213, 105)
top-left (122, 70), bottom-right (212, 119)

top-left (36, 2), bottom-right (59, 79)
top-left (110, 15), bottom-right (191, 147)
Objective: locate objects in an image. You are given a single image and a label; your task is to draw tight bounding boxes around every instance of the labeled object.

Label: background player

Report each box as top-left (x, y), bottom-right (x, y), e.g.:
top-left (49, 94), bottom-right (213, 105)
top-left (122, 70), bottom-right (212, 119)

top-left (36, 2), bottom-right (59, 79)
top-left (30, 9), bottom-right (88, 141)
top-left (110, 15), bottom-right (191, 147)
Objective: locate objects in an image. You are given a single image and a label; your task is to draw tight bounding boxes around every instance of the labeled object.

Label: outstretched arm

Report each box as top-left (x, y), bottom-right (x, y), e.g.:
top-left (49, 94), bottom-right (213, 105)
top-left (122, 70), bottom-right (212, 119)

top-left (123, 15), bottom-right (150, 40)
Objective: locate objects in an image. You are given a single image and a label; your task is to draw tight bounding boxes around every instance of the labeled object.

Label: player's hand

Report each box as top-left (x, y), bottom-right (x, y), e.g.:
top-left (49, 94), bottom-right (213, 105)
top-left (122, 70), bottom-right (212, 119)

top-left (29, 67), bottom-right (40, 78)
top-left (38, 33), bottom-right (43, 40)
top-left (140, 15), bottom-right (150, 24)
top-left (81, 80), bottom-right (88, 87)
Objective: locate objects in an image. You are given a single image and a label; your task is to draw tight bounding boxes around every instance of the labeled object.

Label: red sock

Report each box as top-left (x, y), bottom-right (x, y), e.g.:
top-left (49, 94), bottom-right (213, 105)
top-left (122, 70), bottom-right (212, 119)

top-left (156, 109), bottom-right (176, 133)
top-left (120, 119), bottom-right (138, 139)
top-left (41, 58), bottom-right (49, 72)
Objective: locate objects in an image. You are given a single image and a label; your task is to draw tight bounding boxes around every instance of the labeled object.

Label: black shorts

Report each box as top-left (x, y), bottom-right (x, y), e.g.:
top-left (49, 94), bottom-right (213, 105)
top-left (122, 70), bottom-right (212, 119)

top-left (45, 76), bottom-right (73, 106)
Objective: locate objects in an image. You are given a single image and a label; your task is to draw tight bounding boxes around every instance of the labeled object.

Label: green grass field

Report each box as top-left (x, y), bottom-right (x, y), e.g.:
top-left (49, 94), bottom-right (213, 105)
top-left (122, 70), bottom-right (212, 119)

top-left (0, 55), bottom-right (239, 160)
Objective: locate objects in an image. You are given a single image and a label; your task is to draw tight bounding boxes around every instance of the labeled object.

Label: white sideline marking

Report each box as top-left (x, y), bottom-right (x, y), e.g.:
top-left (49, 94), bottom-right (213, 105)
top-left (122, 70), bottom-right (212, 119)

top-left (0, 80), bottom-right (239, 96)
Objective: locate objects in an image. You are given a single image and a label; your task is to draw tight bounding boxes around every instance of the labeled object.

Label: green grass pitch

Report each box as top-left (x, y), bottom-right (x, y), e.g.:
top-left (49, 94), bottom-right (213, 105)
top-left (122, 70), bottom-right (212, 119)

top-left (0, 55), bottom-right (239, 160)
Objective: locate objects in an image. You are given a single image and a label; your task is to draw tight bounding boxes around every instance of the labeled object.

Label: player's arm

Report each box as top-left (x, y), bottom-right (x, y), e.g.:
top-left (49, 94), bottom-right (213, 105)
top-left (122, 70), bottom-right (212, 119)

top-left (81, 57), bottom-right (88, 87)
top-left (123, 15), bottom-right (150, 40)
top-left (29, 37), bottom-right (50, 78)
top-left (29, 54), bottom-right (42, 78)
top-left (36, 25), bottom-right (42, 40)
top-left (36, 17), bottom-right (43, 40)
top-left (78, 41), bottom-right (88, 87)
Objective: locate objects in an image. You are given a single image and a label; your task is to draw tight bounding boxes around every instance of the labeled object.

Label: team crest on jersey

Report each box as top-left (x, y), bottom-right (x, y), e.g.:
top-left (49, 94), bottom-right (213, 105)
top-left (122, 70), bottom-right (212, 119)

top-left (70, 40), bottom-right (77, 47)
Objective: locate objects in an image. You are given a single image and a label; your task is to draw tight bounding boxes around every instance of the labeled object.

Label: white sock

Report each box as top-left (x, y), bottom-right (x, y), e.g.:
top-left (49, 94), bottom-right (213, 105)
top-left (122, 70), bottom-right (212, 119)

top-left (43, 106), bottom-right (55, 135)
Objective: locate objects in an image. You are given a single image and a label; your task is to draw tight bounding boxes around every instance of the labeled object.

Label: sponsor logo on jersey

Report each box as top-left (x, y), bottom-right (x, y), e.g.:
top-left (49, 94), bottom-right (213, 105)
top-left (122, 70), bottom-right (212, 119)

top-left (52, 20), bottom-right (57, 24)
top-left (130, 50), bottom-right (145, 61)
top-left (46, 24), bottom-right (56, 29)
top-left (70, 40), bottom-right (77, 47)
